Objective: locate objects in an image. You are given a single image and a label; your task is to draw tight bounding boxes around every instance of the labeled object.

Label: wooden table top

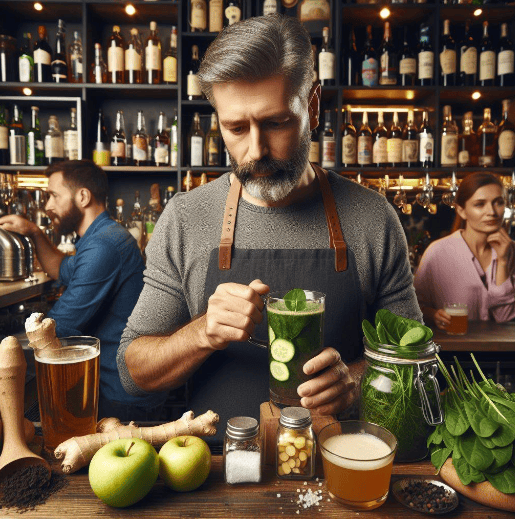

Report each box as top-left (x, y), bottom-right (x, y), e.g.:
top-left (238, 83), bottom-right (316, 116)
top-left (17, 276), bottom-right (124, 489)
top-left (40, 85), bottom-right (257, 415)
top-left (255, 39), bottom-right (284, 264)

top-left (1, 456), bottom-right (510, 518)
top-left (0, 272), bottom-right (52, 309)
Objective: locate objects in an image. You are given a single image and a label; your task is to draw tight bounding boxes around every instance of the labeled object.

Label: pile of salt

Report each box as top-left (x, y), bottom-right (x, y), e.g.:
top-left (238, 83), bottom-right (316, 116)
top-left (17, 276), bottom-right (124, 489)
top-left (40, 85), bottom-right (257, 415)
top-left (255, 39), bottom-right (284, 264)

top-left (224, 450), bottom-right (262, 484)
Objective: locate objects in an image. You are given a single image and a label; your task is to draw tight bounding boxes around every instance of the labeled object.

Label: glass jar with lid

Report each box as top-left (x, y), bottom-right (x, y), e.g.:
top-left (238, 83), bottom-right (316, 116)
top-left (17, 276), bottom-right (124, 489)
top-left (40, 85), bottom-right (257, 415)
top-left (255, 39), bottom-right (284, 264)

top-left (223, 416), bottom-right (262, 484)
top-left (277, 407), bottom-right (315, 479)
top-left (360, 337), bottom-right (443, 462)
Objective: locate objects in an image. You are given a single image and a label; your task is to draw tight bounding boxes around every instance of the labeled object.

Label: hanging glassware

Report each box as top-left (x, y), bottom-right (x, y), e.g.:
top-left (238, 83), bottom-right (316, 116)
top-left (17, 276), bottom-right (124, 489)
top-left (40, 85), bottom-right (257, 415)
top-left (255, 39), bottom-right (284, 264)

top-left (416, 172), bottom-right (433, 209)
top-left (442, 170), bottom-right (458, 208)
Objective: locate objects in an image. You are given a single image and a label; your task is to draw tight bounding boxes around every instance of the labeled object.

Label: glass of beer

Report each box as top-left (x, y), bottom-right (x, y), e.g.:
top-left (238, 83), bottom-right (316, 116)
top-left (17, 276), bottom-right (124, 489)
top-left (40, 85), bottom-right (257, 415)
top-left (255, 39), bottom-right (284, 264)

top-left (444, 303), bottom-right (468, 335)
top-left (319, 421), bottom-right (397, 510)
top-left (35, 336), bottom-right (100, 453)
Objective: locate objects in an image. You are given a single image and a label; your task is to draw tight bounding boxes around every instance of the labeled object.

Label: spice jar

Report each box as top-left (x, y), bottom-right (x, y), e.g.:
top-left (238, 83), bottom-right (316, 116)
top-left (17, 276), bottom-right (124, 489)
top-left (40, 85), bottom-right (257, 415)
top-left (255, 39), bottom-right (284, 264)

top-left (360, 337), bottom-right (443, 462)
top-left (223, 416), bottom-right (262, 484)
top-left (276, 407), bottom-right (315, 479)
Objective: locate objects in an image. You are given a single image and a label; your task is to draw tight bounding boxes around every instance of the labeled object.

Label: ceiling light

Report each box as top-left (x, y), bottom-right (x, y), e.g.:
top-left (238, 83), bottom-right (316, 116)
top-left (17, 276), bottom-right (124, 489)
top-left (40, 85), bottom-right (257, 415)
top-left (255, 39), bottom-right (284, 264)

top-left (473, 9), bottom-right (482, 17)
top-left (472, 91), bottom-right (481, 100)
top-left (34, 2), bottom-right (43, 10)
top-left (380, 8), bottom-right (391, 19)
top-left (23, 87), bottom-right (33, 96)
top-left (125, 4), bottom-right (136, 15)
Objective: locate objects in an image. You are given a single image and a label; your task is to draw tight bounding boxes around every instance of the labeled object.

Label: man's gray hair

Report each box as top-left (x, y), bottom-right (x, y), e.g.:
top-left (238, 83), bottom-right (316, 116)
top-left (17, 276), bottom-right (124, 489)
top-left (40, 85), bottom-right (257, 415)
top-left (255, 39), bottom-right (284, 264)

top-left (198, 14), bottom-right (314, 105)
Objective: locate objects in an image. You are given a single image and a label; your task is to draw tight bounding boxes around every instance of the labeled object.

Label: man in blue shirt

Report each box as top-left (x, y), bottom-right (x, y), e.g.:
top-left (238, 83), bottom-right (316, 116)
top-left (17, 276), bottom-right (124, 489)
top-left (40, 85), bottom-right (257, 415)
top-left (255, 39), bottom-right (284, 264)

top-left (0, 160), bottom-right (155, 421)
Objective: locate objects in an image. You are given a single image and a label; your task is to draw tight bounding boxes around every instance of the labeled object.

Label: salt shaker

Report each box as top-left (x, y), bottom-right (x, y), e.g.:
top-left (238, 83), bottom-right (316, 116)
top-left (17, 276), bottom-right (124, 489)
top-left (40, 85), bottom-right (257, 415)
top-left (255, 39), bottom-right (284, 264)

top-left (277, 407), bottom-right (315, 479)
top-left (223, 416), bottom-right (262, 484)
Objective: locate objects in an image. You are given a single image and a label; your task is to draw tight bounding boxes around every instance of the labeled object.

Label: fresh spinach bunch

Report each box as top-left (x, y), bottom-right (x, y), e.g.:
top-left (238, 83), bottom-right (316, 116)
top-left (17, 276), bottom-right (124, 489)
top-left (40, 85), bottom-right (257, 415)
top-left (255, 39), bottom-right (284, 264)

top-left (429, 354), bottom-right (515, 494)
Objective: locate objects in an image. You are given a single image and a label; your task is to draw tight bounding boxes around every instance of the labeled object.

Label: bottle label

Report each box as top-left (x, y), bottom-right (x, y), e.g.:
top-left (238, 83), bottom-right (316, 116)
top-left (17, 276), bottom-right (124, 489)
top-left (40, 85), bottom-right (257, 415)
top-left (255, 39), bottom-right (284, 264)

top-left (191, 1), bottom-right (207, 30)
top-left (64, 130), bottom-right (79, 160)
top-left (27, 133), bottom-right (36, 165)
top-left (9, 135), bottom-right (26, 165)
top-left (319, 52), bottom-right (335, 81)
top-left (226, 6), bottom-right (242, 25)
top-left (402, 140), bottom-right (418, 163)
top-left (308, 140), bottom-right (319, 164)
top-left (209, 0), bottom-right (224, 32)
top-left (418, 51), bottom-right (434, 79)
top-left (499, 130), bottom-right (515, 160)
top-left (133, 137), bottom-right (148, 160)
top-left (373, 136), bottom-right (387, 163)
top-left (70, 53), bottom-right (83, 76)
top-left (399, 57), bottom-right (416, 75)
top-left (478, 154), bottom-right (495, 167)
top-left (93, 145), bottom-right (110, 166)
top-left (19, 56), bottom-right (33, 82)
top-left (460, 47), bottom-right (477, 75)
top-left (479, 51), bottom-right (496, 81)
top-left (125, 48), bottom-right (142, 71)
top-left (357, 135), bottom-right (372, 164)
top-left (361, 58), bottom-right (378, 87)
top-left (342, 134), bottom-right (356, 164)
top-left (0, 126), bottom-right (8, 149)
top-left (379, 53), bottom-right (396, 85)
top-left (171, 147), bottom-right (178, 167)
top-left (146, 45), bottom-right (162, 71)
top-left (108, 46), bottom-right (124, 72)
top-left (34, 48), bottom-right (51, 65)
top-left (51, 58), bottom-right (68, 81)
top-left (419, 134), bottom-right (434, 162)
top-left (163, 56), bottom-right (177, 82)
top-left (155, 145), bottom-right (169, 165)
top-left (440, 49), bottom-right (456, 75)
top-left (263, 0), bottom-right (278, 15)
top-left (498, 50), bottom-right (514, 76)
top-left (387, 138), bottom-right (402, 163)
top-left (187, 73), bottom-right (202, 96)
top-left (191, 135), bottom-right (203, 166)
top-left (321, 137), bottom-right (335, 167)
top-left (458, 150), bottom-right (470, 166)
top-left (299, 0), bottom-right (330, 22)
top-left (441, 134), bottom-right (458, 165)
top-left (45, 135), bottom-right (63, 159)
top-left (111, 141), bottom-right (126, 158)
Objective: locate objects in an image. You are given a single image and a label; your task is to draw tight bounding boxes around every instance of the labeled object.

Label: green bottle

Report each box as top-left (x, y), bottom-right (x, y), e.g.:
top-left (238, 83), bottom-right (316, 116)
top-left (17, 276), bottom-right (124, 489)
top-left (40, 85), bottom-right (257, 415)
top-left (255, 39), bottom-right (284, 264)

top-left (27, 106), bottom-right (44, 166)
top-left (0, 106), bottom-right (8, 165)
top-left (19, 32), bottom-right (34, 82)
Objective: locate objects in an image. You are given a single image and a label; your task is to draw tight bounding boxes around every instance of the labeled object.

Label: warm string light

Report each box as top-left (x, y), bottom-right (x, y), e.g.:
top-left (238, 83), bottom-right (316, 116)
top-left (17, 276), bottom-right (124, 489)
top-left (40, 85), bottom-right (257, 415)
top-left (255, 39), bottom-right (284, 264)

top-left (23, 87), bottom-right (33, 96)
top-left (473, 9), bottom-right (482, 17)
top-left (472, 91), bottom-right (481, 100)
top-left (379, 8), bottom-right (391, 20)
top-left (33, 2), bottom-right (43, 10)
top-left (125, 4), bottom-right (136, 16)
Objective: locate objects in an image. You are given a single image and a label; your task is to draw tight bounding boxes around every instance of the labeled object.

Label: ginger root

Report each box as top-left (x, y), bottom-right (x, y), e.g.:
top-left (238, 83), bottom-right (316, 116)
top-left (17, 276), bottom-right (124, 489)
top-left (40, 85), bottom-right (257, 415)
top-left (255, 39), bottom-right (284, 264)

top-left (54, 409), bottom-right (219, 473)
top-left (25, 313), bottom-right (62, 351)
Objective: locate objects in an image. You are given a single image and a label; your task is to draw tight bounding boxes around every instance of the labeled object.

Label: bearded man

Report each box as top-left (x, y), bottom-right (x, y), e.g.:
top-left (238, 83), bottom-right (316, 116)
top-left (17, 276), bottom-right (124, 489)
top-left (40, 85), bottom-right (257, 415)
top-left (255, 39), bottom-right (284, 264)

top-left (117, 14), bottom-right (422, 444)
top-left (0, 159), bottom-right (152, 421)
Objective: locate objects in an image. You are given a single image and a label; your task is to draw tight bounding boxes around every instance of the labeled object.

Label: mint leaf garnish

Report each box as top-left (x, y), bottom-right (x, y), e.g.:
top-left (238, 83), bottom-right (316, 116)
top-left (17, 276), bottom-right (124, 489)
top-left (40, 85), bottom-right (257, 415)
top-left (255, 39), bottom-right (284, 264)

top-left (284, 289), bottom-right (307, 312)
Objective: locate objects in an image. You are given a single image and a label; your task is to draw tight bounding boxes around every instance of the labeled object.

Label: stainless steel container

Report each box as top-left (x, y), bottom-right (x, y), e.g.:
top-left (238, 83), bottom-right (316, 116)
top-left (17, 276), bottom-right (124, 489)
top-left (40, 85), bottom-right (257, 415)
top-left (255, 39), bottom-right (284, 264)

top-left (0, 228), bottom-right (35, 281)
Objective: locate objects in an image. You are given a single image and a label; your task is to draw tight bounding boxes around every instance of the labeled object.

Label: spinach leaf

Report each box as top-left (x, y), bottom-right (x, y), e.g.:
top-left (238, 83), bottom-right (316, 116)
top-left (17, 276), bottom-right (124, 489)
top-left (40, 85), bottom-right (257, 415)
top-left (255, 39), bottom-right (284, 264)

top-left (444, 390), bottom-right (469, 437)
top-left (431, 446), bottom-right (452, 473)
top-left (453, 456), bottom-right (486, 485)
top-left (284, 289), bottom-right (307, 312)
top-left (485, 466), bottom-right (515, 494)
top-left (462, 397), bottom-right (499, 438)
top-left (441, 427), bottom-right (456, 449)
top-left (488, 444), bottom-right (513, 472)
top-left (376, 321), bottom-right (388, 345)
top-left (362, 319), bottom-right (379, 347)
top-left (458, 432), bottom-right (495, 471)
top-left (427, 427), bottom-right (443, 448)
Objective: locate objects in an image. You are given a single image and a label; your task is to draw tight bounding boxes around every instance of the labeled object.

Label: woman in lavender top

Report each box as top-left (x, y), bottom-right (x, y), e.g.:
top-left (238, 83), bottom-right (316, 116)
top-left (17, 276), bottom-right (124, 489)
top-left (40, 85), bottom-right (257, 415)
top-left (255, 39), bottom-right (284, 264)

top-left (414, 172), bottom-right (515, 329)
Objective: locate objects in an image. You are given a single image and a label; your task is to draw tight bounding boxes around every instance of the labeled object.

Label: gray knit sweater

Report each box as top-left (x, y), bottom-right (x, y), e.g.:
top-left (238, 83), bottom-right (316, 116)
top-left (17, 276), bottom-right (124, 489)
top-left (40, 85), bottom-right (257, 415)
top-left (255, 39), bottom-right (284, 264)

top-left (117, 171), bottom-right (423, 403)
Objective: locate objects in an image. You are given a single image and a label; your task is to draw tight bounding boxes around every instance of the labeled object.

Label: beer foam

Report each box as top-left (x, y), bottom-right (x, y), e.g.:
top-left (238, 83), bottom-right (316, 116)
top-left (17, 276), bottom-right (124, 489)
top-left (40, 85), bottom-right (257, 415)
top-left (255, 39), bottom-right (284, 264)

top-left (25, 312), bottom-right (45, 333)
top-left (322, 433), bottom-right (394, 471)
top-left (445, 308), bottom-right (468, 317)
top-left (35, 344), bottom-right (99, 364)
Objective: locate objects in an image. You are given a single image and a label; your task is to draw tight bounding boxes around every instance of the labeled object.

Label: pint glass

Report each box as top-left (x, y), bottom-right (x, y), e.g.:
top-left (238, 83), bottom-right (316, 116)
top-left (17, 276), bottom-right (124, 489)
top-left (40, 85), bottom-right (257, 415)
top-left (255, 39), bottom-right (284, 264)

top-left (319, 421), bottom-right (397, 510)
top-left (35, 336), bottom-right (100, 452)
top-left (444, 303), bottom-right (468, 335)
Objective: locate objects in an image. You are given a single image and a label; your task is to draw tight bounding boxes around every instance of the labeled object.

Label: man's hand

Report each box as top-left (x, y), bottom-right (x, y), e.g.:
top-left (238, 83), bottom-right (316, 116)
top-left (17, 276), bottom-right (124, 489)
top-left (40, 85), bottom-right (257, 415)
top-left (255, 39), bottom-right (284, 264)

top-left (0, 215), bottom-right (39, 238)
top-left (204, 278), bottom-right (269, 350)
top-left (297, 347), bottom-right (357, 415)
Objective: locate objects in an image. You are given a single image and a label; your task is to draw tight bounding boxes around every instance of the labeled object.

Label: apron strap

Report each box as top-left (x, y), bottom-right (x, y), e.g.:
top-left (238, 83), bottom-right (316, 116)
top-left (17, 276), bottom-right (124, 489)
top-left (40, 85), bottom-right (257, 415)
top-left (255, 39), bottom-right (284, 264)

top-left (218, 166), bottom-right (348, 271)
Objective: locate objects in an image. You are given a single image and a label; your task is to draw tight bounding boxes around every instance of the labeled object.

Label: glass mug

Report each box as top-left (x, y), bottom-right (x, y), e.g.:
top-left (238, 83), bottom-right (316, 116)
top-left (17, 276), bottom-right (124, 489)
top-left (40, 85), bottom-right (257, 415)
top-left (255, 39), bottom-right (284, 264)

top-left (35, 336), bottom-right (100, 452)
top-left (248, 290), bottom-right (325, 408)
top-left (444, 303), bottom-right (468, 335)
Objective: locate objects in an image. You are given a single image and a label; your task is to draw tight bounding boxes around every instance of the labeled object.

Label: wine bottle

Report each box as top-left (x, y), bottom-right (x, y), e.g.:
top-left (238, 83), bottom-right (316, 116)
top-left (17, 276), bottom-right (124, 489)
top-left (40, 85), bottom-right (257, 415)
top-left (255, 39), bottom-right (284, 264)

top-left (125, 29), bottom-right (143, 84)
top-left (108, 25), bottom-right (125, 84)
top-left (209, 0), bottom-right (224, 33)
top-left (477, 107), bottom-right (497, 167)
top-left (459, 20), bottom-right (477, 86)
top-left (345, 28), bottom-right (360, 87)
top-left (341, 106), bottom-right (357, 167)
top-left (27, 106), bottom-right (44, 166)
top-left (44, 115), bottom-right (64, 165)
top-left (133, 110), bottom-right (149, 166)
top-left (189, 112), bottom-right (204, 167)
top-left (153, 111), bottom-right (170, 167)
top-left (190, 0), bottom-right (207, 32)
top-left (91, 43), bottom-right (107, 84)
top-left (440, 19), bottom-right (456, 86)
top-left (34, 25), bottom-right (52, 83)
top-left (440, 105), bottom-right (458, 167)
top-left (399, 27), bottom-right (416, 87)
top-left (93, 109), bottom-right (110, 167)
top-left (387, 111), bottom-right (403, 167)
top-left (319, 27), bottom-right (335, 86)
top-left (68, 31), bottom-right (83, 83)
top-left (163, 26), bottom-right (178, 85)
top-left (479, 21), bottom-right (495, 87)
top-left (0, 106), bottom-right (8, 166)
top-left (417, 24), bottom-right (434, 86)
top-left (18, 33), bottom-right (33, 83)
top-left (205, 112), bottom-right (221, 166)
top-left (170, 108), bottom-right (178, 167)
top-left (309, 129), bottom-right (320, 165)
top-left (320, 110), bottom-right (335, 169)
top-left (361, 25), bottom-right (378, 87)
top-left (187, 45), bottom-right (202, 100)
top-left (357, 111), bottom-right (372, 167)
top-left (497, 23), bottom-right (514, 87)
top-left (458, 111), bottom-right (477, 167)
top-left (379, 22), bottom-right (398, 86)
top-left (402, 110), bottom-right (418, 168)
top-left (145, 21), bottom-right (162, 84)
top-left (373, 111), bottom-right (388, 167)
top-left (418, 110), bottom-right (434, 168)
top-left (9, 105), bottom-right (26, 165)
top-left (64, 107), bottom-right (79, 160)
top-left (51, 19), bottom-right (68, 83)
top-left (110, 110), bottom-right (127, 166)
top-left (498, 99), bottom-right (515, 167)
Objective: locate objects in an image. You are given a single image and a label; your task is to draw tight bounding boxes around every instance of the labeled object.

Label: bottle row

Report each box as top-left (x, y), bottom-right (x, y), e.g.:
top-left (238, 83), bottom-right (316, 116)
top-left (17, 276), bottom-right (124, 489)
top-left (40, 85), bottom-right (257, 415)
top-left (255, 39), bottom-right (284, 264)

top-left (315, 100), bottom-right (515, 169)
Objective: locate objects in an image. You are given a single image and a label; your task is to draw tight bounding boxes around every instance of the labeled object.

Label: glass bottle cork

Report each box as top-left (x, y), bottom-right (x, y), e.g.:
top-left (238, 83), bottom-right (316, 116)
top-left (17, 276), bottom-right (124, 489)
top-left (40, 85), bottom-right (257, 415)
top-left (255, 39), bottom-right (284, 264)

top-left (224, 417), bottom-right (262, 484)
top-left (277, 407), bottom-right (316, 479)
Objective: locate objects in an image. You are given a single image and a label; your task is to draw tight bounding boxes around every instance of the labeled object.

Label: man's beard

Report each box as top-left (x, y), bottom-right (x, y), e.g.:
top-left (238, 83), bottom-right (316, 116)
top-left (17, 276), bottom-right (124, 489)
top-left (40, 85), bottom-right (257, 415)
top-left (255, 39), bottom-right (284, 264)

top-left (229, 127), bottom-right (312, 203)
top-left (48, 202), bottom-right (83, 236)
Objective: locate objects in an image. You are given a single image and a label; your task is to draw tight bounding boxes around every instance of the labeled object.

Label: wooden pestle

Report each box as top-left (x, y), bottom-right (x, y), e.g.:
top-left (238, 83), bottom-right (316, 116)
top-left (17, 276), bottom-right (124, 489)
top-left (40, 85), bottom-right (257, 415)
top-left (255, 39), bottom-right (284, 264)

top-left (0, 336), bottom-right (50, 481)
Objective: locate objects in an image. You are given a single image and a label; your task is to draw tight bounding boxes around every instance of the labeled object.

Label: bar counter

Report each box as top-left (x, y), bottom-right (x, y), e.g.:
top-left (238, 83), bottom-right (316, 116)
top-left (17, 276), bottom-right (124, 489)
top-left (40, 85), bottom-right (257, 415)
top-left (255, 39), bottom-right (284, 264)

top-left (0, 272), bottom-right (53, 309)
top-left (1, 455), bottom-right (510, 518)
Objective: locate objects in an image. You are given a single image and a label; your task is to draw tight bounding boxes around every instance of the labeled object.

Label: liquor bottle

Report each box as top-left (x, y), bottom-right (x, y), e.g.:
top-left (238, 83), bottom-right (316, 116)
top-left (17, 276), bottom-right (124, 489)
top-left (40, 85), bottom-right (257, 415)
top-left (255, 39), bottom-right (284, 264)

top-left (164, 185), bottom-right (175, 206)
top-left (498, 99), bottom-right (515, 167)
top-left (189, 112), bottom-right (204, 167)
top-left (298, 0), bottom-right (330, 34)
top-left (459, 20), bottom-right (477, 86)
top-left (497, 23), bottom-right (514, 87)
top-left (379, 22), bottom-right (398, 86)
top-left (133, 110), bottom-right (148, 166)
top-left (361, 25), bottom-right (378, 87)
top-left (263, 0), bottom-right (279, 15)
top-left (51, 20), bottom-right (68, 83)
top-left (187, 45), bottom-right (202, 100)
top-left (418, 110), bottom-right (434, 168)
top-left (440, 105), bottom-right (458, 167)
top-left (0, 107), bottom-right (8, 165)
top-left (125, 29), bottom-right (143, 84)
top-left (373, 111), bottom-right (388, 167)
top-left (320, 110), bottom-right (335, 169)
top-left (402, 110), bottom-right (418, 167)
top-left (440, 20), bottom-right (456, 86)
top-left (458, 112), bottom-right (478, 167)
top-left (209, 0), bottom-right (224, 32)
top-left (108, 25), bottom-right (124, 84)
top-left (64, 107), bottom-right (79, 160)
top-left (115, 199), bottom-right (125, 226)
top-left (18, 33), bottom-right (33, 83)
top-left (477, 107), bottom-right (497, 167)
top-left (163, 26), bottom-right (178, 84)
top-left (308, 130), bottom-right (320, 165)
top-left (91, 43), bottom-right (107, 84)
top-left (357, 111), bottom-right (373, 167)
top-left (205, 112), bottom-right (220, 166)
top-left (341, 106), bottom-right (356, 167)
top-left (68, 31), bottom-right (83, 83)
top-left (225, 0), bottom-right (242, 26)
top-left (9, 105), bottom-right (26, 165)
top-left (387, 111), bottom-right (403, 167)
top-left (127, 191), bottom-right (145, 250)
top-left (145, 21), bottom-right (162, 84)
top-left (27, 106), bottom-right (44, 166)
top-left (417, 24), bottom-right (434, 86)
top-left (93, 109), bottom-right (110, 167)
top-left (153, 111), bottom-right (170, 166)
top-left (110, 110), bottom-right (127, 166)
top-left (191, 0), bottom-right (207, 32)
top-left (44, 115), bottom-right (64, 165)
top-left (319, 27), bottom-right (335, 86)
top-left (34, 25), bottom-right (52, 82)
top-left (479, 21), bottom-right (495, 87)
top-left (345, 28), bottom-right (360, 87)
top-left (170, 108), bottom-right (178, 167)
top-left (183, 170), bottom-right (194, 192)
top-left (399, 27), bottom-right (416, 87)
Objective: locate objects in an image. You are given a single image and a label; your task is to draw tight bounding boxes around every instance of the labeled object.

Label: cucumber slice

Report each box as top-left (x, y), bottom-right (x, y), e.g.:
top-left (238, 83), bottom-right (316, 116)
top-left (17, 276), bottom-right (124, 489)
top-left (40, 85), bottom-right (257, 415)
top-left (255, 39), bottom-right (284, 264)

top-left (400, 327), bottom-right (426, 347)
top-left (271, 338), bottom-right (295, 362)
top-left (268, 325), bottom-right (276, 344)
top-left (270, 361), bottom-right (289, 382)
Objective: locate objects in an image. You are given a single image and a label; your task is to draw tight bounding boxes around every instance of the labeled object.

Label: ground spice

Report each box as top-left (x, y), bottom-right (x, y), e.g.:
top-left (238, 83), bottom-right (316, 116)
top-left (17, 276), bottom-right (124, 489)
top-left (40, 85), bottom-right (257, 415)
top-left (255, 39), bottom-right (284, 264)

top-left (0, 464), bottom-right (68, 513)
top-left (399, 479), bottom-right (455, 514)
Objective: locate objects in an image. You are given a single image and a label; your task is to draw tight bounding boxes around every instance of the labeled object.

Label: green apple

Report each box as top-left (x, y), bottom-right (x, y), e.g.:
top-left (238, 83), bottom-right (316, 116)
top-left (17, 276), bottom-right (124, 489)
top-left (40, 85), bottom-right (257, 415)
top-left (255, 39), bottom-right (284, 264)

top-left (159, 435), bottom-right (211, 492)
top-left (88, 438), bottom-right (159, 508)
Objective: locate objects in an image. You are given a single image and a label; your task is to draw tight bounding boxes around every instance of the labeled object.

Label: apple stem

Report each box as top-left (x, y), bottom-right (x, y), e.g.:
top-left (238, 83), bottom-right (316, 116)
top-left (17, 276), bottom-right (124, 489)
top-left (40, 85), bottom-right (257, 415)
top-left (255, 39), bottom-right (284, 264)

top-left (126, 441), bottom-right (136, 457)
